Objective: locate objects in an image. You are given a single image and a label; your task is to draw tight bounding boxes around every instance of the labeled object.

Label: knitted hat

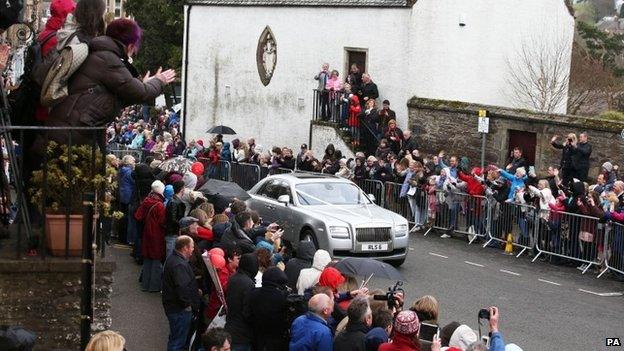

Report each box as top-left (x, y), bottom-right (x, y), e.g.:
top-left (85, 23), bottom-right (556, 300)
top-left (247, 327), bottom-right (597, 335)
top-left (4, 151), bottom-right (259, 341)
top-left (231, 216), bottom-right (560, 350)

top-left (182, 172), bottom-right (198, 190)
top-left (164, 184), bottom-right (174, 201)
top-left (151, 180), bottom-right (165, 195)
top-left (602, 161), bottom-right (613, 172)
top-left (449, 324), bottom-right (478, 349)
top-left (393, 310), bottom-right (420, 336)
top-left (318, 267), bottom-right (345, 292)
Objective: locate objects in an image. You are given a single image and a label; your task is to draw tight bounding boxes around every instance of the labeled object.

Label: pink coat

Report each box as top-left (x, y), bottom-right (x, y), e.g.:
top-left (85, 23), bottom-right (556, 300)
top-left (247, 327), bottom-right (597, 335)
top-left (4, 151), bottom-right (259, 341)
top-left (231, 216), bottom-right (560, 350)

top-left (325, 77), bottom-right (343, 99)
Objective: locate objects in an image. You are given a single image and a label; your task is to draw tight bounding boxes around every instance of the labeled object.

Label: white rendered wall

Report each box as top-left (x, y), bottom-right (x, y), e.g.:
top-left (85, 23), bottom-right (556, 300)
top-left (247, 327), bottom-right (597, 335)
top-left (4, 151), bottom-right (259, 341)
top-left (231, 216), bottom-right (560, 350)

top-left (183, 6), bottom-right (410, 150)
top-left (408, 0), bottom-right (575, 114)
top-left (183, 1), bottom-right (575, 150)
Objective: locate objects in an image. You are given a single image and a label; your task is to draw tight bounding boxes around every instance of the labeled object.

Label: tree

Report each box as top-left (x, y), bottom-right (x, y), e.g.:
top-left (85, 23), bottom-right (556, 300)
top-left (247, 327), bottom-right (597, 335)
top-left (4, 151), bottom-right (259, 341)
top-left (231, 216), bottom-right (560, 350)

top-left (567, 45), bottom-right (623, 114)
top-left (577, 21), bottom-right (624, 76)
top-left (124, 0), bottom-right (183, 75)
top-left (506, 37), bottom-right (572, 114)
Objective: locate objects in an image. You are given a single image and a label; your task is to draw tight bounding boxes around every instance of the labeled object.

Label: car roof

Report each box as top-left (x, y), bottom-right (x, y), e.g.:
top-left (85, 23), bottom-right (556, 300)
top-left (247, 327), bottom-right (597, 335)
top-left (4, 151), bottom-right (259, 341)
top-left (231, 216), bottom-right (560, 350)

top-left (264, 172), bottom-right (350, 184)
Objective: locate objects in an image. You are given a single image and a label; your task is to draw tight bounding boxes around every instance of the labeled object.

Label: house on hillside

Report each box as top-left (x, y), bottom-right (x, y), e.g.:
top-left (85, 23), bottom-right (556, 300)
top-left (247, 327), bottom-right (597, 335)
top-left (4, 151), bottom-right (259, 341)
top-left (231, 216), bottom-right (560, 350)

top-left (181, 0), bottom-right (575, 153)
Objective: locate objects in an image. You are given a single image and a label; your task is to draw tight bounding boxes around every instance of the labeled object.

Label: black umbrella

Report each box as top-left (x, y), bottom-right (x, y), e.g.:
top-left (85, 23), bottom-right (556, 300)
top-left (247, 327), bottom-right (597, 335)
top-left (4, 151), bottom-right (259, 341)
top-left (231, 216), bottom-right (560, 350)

top-left (206, 125), bottom-right (237, 135)
top-left (198, 178), bottom-right (250, 201)
top-left (334, 257), bottom-right (404, 281)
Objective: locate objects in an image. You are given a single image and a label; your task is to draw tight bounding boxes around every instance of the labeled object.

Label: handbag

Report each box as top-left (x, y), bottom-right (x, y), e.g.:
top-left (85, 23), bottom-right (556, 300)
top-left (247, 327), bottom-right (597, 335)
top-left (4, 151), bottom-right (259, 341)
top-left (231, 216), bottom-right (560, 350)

top-left (207, 305), bottom-right (226, 330)
top-left (579, 231), bottom-right (594, 243)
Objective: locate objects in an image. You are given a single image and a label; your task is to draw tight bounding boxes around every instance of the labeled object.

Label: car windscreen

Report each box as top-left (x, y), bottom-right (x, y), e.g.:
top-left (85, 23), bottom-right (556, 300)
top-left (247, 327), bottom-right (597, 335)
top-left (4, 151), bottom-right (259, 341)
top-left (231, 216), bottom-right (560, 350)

top-left (295, 182), bottom-right (371, 206)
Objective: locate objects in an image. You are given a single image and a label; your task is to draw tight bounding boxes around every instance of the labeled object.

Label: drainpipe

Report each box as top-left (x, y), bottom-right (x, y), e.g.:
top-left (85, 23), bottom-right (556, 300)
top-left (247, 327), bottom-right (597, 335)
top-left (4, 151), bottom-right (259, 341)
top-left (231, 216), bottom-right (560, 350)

top-left (181, 4), bottom-right (192, 142)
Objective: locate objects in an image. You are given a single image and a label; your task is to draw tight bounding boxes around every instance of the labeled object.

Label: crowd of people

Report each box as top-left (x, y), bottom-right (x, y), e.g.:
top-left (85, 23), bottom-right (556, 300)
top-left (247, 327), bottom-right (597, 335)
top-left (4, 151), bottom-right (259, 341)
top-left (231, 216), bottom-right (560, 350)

top-left (314, 62), bottom-right (399, 149)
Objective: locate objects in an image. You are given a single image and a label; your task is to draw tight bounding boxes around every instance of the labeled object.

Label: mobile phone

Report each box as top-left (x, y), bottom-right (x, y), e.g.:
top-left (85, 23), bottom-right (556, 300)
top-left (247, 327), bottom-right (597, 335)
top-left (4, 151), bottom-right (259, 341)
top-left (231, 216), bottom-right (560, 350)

top-left (419, 323), bottom-right (439, 342)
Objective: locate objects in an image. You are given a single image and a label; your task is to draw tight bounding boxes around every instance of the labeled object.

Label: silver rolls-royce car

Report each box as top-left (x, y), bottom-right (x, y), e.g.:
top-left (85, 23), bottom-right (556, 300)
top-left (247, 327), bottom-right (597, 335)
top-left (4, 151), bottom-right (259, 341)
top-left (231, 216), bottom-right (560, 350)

top-left (246, 173), bottom-right (409, 266)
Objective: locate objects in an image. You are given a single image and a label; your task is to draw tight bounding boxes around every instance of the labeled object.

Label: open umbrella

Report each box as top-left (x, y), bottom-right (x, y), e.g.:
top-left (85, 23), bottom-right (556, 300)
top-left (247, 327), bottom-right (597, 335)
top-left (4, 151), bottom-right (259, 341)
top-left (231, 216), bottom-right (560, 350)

top-left (198, 178), bottom-right (250, 201)
top-left (158, 156), bottom-right (194, 173)
top-left (334, 257), bottom-right (404, 281)
top-left (206, 125), bottom-right (237, 135)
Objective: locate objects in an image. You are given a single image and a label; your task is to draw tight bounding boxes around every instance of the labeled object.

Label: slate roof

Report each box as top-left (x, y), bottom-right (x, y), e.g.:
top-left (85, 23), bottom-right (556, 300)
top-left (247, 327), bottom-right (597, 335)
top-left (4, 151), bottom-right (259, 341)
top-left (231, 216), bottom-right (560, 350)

top-left (185, 0), bottom-right (412, 7)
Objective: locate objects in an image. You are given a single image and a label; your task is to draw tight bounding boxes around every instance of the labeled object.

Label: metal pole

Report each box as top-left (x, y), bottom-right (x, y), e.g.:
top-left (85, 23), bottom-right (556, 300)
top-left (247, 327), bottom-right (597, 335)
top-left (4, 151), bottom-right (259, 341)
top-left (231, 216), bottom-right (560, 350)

top-left (480, 132), bottom-right (486, 170)
top-left (80, 193), bottom-right (95, 350)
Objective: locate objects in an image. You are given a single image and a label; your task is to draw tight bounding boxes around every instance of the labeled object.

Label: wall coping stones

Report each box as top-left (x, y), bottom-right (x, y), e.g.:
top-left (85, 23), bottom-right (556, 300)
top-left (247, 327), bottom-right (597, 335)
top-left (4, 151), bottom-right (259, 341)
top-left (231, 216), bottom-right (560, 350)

top-left (407, 96), bottom-right (624, 133)
top-left (0, 259), bottom-right (115, 273)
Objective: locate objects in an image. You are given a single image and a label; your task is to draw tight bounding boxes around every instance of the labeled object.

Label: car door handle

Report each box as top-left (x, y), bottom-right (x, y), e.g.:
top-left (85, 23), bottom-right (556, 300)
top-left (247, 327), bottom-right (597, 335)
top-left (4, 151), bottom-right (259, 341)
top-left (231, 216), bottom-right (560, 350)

top-left (266, 205), bottom-right (275, 210)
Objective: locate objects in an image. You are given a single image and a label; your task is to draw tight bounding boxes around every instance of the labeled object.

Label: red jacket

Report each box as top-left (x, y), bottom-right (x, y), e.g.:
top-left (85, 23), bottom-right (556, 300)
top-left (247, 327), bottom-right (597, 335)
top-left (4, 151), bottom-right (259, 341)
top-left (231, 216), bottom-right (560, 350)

top-left (38, 0), bottom-right (76, 56)
top-left (197, 226), bottom-right (214, 241)
top-left (457, 172), bottom-right (484, 196)
top-left (205, 266), bottom-right (236, 320)
top-left (134, 192), bottom-right (166, 260)
top-left (378, 334), bottom-right (421, 351)
top-left (348, 96), bottom-right (362, 128)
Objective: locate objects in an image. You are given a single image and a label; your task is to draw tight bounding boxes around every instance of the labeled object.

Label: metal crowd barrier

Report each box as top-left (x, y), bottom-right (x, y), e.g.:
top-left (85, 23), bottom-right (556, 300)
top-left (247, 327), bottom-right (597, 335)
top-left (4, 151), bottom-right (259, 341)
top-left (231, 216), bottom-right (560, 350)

top-left (383, 182), bottom-right (413, 224)
top-left (259, 166), bottom-right (294, 180)
top-left (598, 221), bottom-right (624, 278)
top-left (198, 159), bottom-right (231, 181)
top-left (485, 201), bottom-right (535, 256)
top-left (107, 148), bottom-right (143, 163)
top-left (354, 179), bottom-right (384, 206)
top-left (230, 162), bottom-right (261, 191)
top-left (532, 209), bottom-right (602, 273)
top-left (429, 190), bottom-right (489, 243)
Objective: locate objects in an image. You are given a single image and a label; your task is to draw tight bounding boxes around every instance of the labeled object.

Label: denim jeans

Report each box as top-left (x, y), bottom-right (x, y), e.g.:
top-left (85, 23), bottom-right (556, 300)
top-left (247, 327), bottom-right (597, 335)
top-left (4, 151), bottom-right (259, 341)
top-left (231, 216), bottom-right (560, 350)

top-left (166, 309), bottom-right (192, 351)
top-left (407, 196), bottom-right (425, 226)
top-left (165, 235), bottom-right (176, 259)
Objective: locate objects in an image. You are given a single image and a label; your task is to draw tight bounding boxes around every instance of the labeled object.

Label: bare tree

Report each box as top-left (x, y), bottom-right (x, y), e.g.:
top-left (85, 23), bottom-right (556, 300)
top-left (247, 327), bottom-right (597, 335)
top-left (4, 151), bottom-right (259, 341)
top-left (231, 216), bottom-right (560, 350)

top-left (506, 36), bottom-right (572, 114)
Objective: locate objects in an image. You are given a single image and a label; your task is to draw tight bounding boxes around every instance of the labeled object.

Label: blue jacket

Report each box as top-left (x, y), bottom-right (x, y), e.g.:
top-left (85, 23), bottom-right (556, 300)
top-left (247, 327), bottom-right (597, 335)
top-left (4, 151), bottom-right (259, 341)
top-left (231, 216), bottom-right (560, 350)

top-left (221, 143), bottom-right (232, 162)
top-left (499, 170), bottom-right (527, 201)
top-left (438, 159), bottom-right (458, 178)
top-left (118, 166), bottom-right (135, 205)
top-left (365, 327), bottom-right (389, 351)
top-left (489, 331), bottom-right (505, 351)
top-left (289, 312), bottom-right (333, 351)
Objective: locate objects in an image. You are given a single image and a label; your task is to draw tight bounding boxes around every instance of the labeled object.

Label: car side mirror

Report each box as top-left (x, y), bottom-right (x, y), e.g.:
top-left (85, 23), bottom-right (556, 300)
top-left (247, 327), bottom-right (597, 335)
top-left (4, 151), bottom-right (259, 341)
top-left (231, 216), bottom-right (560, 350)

top-left (368, 194), bottom-right (376, 203)
top-left (277, 195), bottom-right (290, 206)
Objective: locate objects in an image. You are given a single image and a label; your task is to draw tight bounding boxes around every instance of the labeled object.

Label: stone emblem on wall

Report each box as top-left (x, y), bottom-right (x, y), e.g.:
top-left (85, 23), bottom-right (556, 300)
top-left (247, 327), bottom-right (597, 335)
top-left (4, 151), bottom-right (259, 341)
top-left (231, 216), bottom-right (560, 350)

top-left (256, 26), bottom-right (276, 86)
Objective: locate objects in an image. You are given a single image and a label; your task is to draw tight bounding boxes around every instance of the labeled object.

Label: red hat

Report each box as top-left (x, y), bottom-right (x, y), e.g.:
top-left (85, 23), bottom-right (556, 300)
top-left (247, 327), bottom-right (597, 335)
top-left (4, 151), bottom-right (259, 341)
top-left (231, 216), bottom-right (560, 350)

top-left (394, 310), bottom-right (420, 336)
top-left (318, 267), bottom-right (345, 292)
top-left (196, 140), bottom-right (204, 146)
top-left (471, 167), bottom-right (482, 177)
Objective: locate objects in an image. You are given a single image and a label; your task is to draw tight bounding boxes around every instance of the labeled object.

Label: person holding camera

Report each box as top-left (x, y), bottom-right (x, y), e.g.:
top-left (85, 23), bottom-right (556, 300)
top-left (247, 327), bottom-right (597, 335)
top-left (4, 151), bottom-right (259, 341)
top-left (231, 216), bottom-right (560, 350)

top-left (551, 133), bottom-right (578, 187)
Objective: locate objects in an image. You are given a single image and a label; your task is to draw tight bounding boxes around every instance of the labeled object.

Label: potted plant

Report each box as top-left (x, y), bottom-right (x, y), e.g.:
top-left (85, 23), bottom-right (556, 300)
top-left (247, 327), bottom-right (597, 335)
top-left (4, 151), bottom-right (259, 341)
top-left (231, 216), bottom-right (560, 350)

top-left (29, 141), bottom-right (122, 256)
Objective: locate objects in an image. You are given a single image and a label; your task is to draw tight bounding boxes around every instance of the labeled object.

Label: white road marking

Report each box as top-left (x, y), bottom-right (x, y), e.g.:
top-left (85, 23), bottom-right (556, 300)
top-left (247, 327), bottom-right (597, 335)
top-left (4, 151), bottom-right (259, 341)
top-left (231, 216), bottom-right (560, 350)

top-left (499, 269), bottom-right (521, 276)
top-left (578, 289), bottom-right (624, 297)
top-left (464, 261), bottom-right (485, 267)
top-left (428, 252), bottom-right (448, 259)
top-left (538, 278), bottom-right (561, 286)
top-left (409, 247), bottom-right (415, 251)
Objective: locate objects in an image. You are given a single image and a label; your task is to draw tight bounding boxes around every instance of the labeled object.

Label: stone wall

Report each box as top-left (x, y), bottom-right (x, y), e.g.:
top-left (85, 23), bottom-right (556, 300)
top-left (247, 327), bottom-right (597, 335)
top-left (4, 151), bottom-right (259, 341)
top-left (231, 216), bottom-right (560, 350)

top-left (0, 260), bottom-right (115, 351)
top-left (407, 97), bottom-right (624, 179)
top-left (310, 123), bottom-right (355, 161)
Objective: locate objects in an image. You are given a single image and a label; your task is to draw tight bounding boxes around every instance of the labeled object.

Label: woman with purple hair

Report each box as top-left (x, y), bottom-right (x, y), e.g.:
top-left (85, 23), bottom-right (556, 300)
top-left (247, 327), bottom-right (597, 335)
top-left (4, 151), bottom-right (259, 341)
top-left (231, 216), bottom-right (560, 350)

top-left (44, 18), bottom-right (176, 149)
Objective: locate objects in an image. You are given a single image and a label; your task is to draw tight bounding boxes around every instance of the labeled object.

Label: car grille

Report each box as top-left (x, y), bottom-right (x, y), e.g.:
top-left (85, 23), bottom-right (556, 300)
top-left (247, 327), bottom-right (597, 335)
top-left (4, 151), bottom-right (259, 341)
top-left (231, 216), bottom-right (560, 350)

top-left (356, 227), bottom-right (391, 242)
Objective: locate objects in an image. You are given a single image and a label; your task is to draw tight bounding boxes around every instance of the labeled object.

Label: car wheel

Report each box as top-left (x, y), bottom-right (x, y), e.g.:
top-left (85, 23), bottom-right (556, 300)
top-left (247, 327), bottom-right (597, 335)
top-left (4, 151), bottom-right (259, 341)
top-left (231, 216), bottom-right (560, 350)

top-left (300, 229), bottom-right (319, 250)
top-left (388, 257), bottom-right (406, 267)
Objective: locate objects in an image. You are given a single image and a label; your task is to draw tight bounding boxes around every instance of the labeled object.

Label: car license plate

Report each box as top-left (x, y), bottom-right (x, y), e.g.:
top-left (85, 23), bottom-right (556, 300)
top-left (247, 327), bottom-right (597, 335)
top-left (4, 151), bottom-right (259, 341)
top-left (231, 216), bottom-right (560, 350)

top-left (361, 243), bottom-right (388, 251)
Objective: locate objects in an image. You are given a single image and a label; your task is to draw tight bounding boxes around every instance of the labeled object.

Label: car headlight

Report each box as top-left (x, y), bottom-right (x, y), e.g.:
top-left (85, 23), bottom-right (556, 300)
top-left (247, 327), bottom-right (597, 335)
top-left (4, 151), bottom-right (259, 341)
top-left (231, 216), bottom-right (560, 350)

top-left (329, 226), bottom-right (350, 239)
top-left (395, 224), bottom-right (408, 237)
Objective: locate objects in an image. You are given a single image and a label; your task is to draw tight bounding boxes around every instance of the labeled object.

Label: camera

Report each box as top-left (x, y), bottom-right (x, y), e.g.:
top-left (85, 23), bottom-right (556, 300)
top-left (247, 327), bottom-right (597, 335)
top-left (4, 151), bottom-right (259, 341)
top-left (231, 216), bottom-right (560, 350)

top-left (567, 138), bottom-right (573, 143)
top-left (373, 281), bottom-right (404, 309)
top-left (478, 308), bottom-right (490, 320)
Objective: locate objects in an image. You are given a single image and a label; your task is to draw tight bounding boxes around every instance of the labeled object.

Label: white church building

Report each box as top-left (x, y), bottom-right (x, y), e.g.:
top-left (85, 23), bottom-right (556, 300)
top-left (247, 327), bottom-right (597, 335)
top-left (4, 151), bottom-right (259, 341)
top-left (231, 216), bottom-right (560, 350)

top-left (181, 0), bottom-right (575, 153)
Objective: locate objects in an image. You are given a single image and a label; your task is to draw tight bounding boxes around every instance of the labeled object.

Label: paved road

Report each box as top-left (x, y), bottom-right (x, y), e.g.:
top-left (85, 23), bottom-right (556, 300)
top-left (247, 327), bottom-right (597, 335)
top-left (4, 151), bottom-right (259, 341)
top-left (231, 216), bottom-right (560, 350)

top-left (109, 232), bottom-right (624, 351)
top-left (109, 245), bottom-right (168, 350)
top-left (388, 232), bottom-right (624, 351)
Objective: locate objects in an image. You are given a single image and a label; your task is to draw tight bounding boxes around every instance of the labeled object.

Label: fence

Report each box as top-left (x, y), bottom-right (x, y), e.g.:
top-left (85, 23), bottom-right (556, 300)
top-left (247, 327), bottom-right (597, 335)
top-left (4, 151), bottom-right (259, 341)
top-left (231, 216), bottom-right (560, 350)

top-left (1, 126), bottom-right (108, 260)
top-left (205, 163), bottom-right (624, 278)
top-left (312, 89), bottom-right (346, 125)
